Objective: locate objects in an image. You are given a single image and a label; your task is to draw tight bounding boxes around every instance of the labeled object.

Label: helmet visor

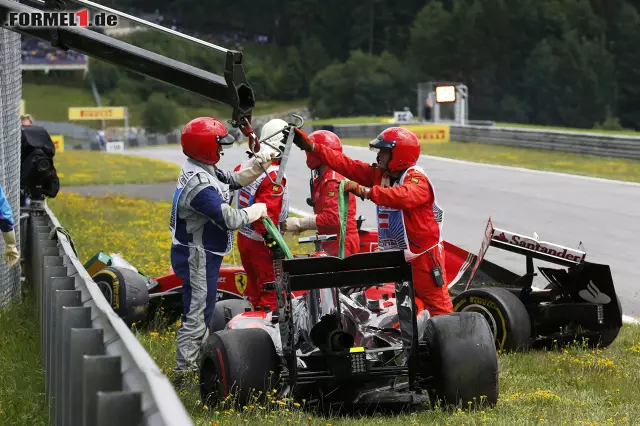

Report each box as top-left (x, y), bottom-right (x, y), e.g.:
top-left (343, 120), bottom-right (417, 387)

top-left (218, 133), bottom-right (236, 146)
top-left (368, 134), bottom-right (396, 153)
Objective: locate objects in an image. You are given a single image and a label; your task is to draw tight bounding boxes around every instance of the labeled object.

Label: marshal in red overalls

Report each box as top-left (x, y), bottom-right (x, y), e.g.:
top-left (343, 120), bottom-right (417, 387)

top-left (283, 130), bottom-right (360, 257)
top-left (235, 119), bottom-right (290, 310)
top-left (294, 127), bottom-right (454, 316)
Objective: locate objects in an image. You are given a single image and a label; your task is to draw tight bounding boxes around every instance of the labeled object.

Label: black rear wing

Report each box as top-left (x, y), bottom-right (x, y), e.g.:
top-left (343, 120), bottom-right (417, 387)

top-left (279, 250), bottom-right (412, 292)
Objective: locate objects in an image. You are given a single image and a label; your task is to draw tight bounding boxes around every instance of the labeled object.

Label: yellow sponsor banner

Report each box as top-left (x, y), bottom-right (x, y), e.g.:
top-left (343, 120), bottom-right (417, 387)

top-left (20, 99), bottom-right (25, 115)
top-left (401, 124), bottom-right (450, 143)
top-left (68, 106), bottom-right (126, 120)
top-left (51, 135), bottom-right (65, 153)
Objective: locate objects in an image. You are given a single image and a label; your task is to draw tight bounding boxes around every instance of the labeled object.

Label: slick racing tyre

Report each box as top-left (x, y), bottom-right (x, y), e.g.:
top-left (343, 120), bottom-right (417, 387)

top-left (199, 328), bottom-right (281, 407)
top-left (209, 299), bottom-right (253, 333)
top-left (92, 266), bottom-right (149, 326)
top-left (453, 287), bottom-right (531, 352)
top-left (423, 312), bottom-right (499, 410)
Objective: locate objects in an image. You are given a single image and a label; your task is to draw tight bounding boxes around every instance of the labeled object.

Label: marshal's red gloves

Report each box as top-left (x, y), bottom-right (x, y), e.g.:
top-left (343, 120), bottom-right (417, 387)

top-left (344, 181), bottom-right (370, 200)
top-left (289, 128), bottom-right (314, 152)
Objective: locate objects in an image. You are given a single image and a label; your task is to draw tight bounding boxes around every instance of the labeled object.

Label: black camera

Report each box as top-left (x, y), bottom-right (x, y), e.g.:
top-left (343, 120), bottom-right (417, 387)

top-left (20, 125), bottom-right (60, 206)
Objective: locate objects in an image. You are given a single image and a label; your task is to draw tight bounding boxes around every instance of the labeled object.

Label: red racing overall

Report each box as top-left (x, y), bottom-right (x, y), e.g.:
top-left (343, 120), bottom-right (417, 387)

top-left (310, 144), bottom-right (453, 316)
top-left (236, 160), bottom-right (289, 310)
top-left (311, 169), bottom-right (360, 257)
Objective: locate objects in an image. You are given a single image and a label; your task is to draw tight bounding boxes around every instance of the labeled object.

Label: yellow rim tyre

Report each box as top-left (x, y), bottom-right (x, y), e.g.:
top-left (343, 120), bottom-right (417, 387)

top-left (453, 287), bottom-right (531, 352)
top-left (92, 266), bottom-right (150, 326)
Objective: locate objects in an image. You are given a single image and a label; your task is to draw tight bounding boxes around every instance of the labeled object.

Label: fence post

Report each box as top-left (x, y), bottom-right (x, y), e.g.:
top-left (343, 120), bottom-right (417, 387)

top-left (96, 391), bottom-right (142, 426)
top-left (69, 328), bottom-right (104, 426)
top-left (45, 276), bottom-right (72, 398)
top-left (82, 355), bottom-right (122, 426)
top-left (44, 277), bottom-right (74, 383)
top-left (61, 306), bottom-right (92, 426)
top-left (50, 289), bottom-right (81, 423)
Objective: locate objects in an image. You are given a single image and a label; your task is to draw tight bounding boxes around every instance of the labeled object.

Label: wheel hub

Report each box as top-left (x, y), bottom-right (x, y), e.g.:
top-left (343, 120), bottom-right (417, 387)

top-left (96, 280), bottom-right (113, 305)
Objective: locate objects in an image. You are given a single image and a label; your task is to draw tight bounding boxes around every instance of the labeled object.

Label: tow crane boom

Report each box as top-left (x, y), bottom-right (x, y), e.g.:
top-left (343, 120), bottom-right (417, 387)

top-left (0, 0), bottom-right (256, 136)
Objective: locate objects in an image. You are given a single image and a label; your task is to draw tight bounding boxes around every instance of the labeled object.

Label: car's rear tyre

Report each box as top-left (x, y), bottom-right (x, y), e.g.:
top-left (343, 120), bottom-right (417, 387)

top-left (199, 328), bottom-right (281, 408)
top-left (209, 299), bottom-right (253, 332)
top-left (92, 266), bottom-right (149, 326)
top-left (423, 312), bottom-right (499, 410)
top-left (452, 287), bottom-right (531, 352)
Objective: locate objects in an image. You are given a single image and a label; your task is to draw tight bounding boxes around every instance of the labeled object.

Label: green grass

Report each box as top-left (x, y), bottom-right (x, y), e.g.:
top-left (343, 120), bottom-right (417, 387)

top-left (23, 83), bottom-right (306, 129)
top-left (46, 191), bottom-right (640, 425)
top-left (0, 287), bottom-right (49, 426)
top-left (23, 83), bottom-right (97, 124)
top-left (344, 138), bottom-right (640, 183)
top-left (55, 150), bottom-right (181, 186)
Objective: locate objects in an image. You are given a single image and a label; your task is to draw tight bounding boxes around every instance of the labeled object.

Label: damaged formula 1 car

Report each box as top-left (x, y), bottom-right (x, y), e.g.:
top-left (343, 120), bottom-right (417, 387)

top-left (447, 218), bottom-right (623, 351)
top-left (198, 249), bottom-right (499, 412)
top-left (86, 217), bottom-right (623, 353)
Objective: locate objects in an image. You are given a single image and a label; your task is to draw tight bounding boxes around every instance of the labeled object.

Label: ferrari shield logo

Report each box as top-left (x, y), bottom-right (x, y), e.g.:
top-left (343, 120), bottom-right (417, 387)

top-left (235, 273), bottom-right (247, 295)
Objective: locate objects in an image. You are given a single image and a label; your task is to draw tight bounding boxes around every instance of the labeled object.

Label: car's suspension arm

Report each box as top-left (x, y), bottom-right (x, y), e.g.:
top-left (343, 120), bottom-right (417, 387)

top-left (0, 0), bottom-right (255, 130)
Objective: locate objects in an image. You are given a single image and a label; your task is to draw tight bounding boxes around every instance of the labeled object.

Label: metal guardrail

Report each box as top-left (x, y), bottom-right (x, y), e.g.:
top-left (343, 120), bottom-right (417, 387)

top-left (21, 202), bottom-right (193, 426)
top-left (305, 122), bottom-right (640, 160)
top-left (452, 124), bottom-right (640, 160)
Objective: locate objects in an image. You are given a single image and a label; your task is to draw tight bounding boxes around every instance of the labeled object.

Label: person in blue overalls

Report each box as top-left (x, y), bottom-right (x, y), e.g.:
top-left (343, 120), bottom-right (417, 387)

top-left (169, 117), bottom-right (275, 383)
top-left (0, 185), bottom-right (20, 269)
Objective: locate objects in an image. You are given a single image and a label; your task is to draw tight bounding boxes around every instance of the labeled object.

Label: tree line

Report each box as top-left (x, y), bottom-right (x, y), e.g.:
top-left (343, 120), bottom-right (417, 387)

top-left (46, 0), bottom-right (640, 130)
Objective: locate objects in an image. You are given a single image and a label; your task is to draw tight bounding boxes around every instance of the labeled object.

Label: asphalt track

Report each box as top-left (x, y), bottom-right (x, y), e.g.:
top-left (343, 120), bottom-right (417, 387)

top-left (115, 143), bottom-right (640, 320)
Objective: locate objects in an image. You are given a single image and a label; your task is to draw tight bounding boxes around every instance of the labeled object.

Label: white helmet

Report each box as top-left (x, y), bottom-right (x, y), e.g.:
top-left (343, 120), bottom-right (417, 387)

top-left (259, 118), bottom-right (288, 158)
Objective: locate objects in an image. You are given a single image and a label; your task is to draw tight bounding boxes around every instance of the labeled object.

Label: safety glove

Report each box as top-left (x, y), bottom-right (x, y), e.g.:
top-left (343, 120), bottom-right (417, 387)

top-left (3, 229), bottom-right (20, 268)
top-left (235, 151), bottom-right (278, 186)
top-left (284, 127), bottom-right (314, 152)
top-left (284, 216), bottom-right (317, 235)
top-left (242, 203), bottom-right (268, 223)
top-left (344, 181), bottom-right (370, 201)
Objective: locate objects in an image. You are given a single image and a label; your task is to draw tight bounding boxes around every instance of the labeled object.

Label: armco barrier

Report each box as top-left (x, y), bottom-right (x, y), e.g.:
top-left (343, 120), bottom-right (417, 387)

top-left (21, 203), bottom-right (193, 426)
top-left (303, 122), bottom-right (640, 160)
top-left (451, 125), bottom-right (640, 160)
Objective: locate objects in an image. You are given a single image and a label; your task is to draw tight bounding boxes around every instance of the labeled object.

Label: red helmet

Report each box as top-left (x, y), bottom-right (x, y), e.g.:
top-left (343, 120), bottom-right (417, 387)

top-left (369, 127), bottom-right (420, 172)
top-left (306, 130), bottom-right (342, 169)
top-left (181, 117), bottom-right (235, 165)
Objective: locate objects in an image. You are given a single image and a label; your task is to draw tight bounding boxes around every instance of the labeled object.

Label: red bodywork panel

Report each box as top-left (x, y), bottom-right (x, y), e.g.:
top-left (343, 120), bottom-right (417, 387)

top-left (151, 230), bottom-right (474, 301)
top-left (152, 264), bottom-right (249, 296)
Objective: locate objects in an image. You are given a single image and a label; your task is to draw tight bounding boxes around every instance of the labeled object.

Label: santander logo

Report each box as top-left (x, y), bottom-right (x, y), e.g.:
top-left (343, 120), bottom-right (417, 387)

top-left (492, 229), bottom-right (586, 263)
